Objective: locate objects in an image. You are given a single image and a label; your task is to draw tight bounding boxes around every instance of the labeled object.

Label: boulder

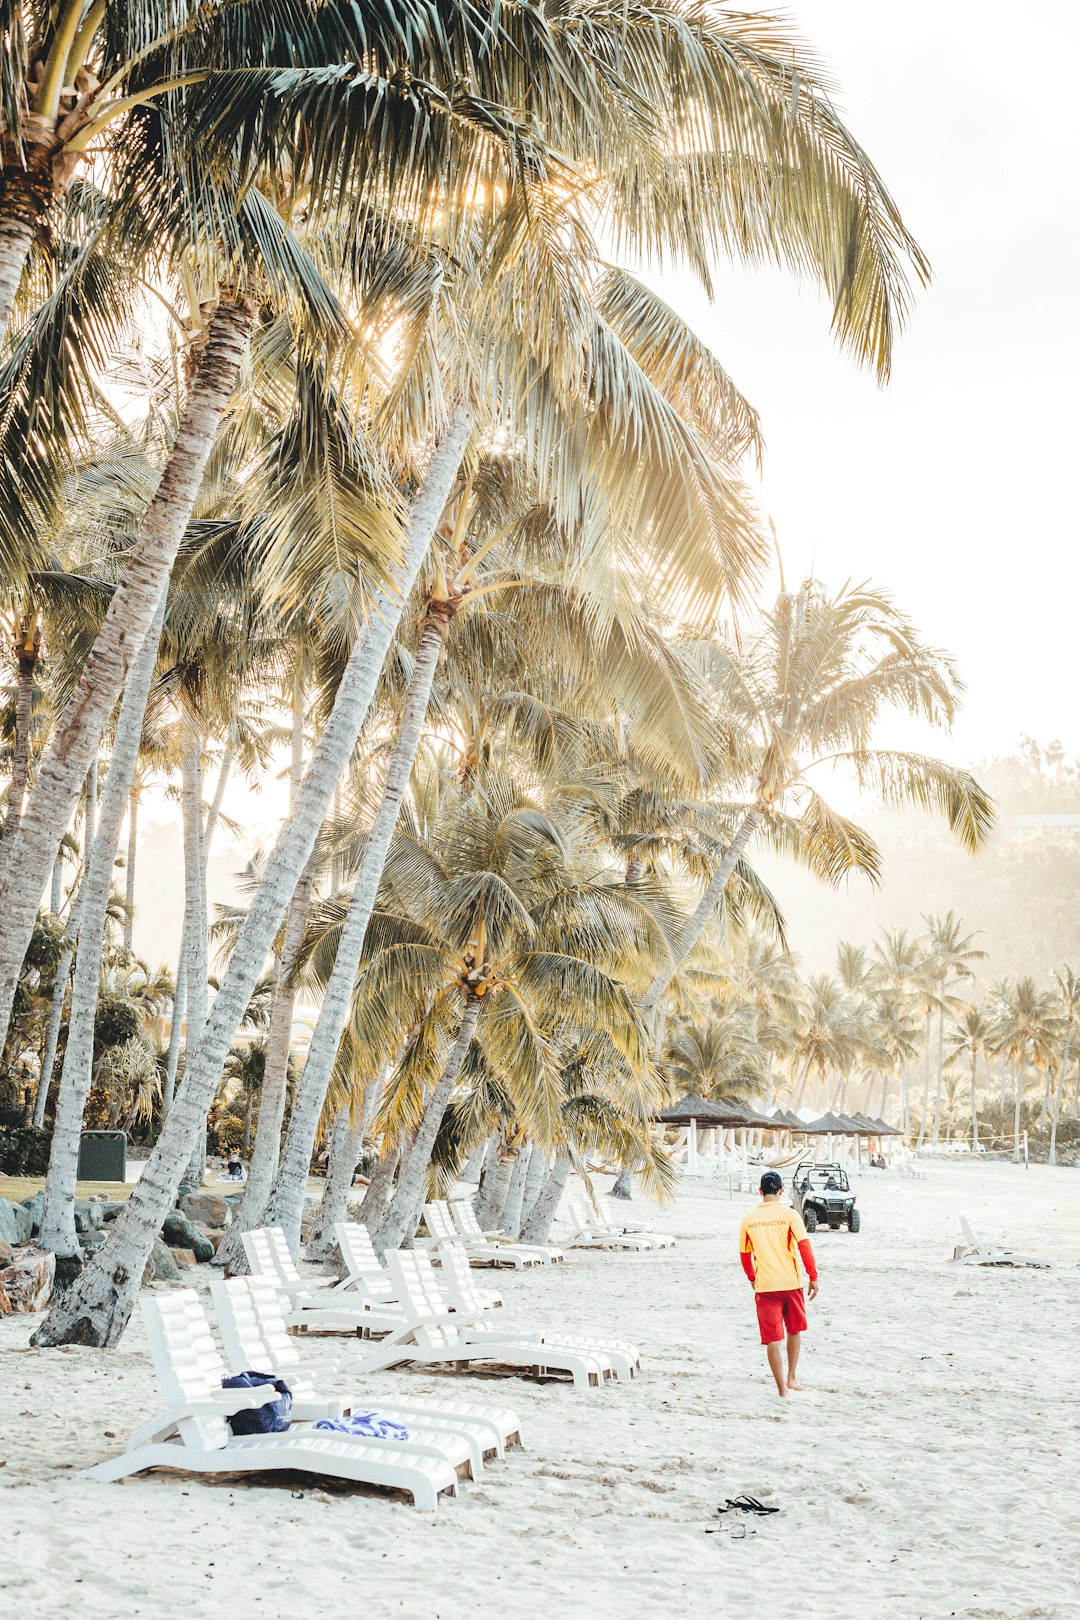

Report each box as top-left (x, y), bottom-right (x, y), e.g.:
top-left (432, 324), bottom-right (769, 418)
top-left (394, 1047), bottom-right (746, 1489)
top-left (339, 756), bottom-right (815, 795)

top-left (0, 1197), bottom-right (33, 1245)
top-left (20, 1191), bottom-right (45, 1236)
top-left (179, 1192), bottom-right (231, 1230)
top-left (0, 1245), bottom-right (55, 1313)
top-left (0, 1239), bottom-right (13, 1267)
top-left (161, 1211), bottom-right (214, 1262)
top-left (99, 1202), bottom-right (128, 1223)
top-left (198, 1227), bottom-right (226, 1253)
top-left (172, 1248), bottom-right (198, 1268)
top-left (78, 1231), bottom-right (108, 1254)
top-left (142, 1239), bottom-right (184, 1287)
top-left (73, 1200), bottom-right (104, 1234)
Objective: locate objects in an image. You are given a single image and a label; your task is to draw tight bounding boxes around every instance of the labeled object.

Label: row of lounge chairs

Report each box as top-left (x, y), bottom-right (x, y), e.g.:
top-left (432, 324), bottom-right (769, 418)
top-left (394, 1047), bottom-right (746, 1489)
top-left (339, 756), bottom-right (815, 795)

top-left (86, 1208), bottom-right (647, 1506)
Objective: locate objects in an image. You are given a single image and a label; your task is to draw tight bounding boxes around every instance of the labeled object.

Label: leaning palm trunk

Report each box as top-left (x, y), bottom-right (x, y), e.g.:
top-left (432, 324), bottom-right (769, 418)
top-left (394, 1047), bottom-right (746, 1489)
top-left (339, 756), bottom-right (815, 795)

top-left (305, 1104), bottom-right (364, 1262)
top-left (520, 1155), bottom-right (571, 1245)
top-left (211, 858), bottom-right (315, 1272)
top-left (517, 1146), bottom-right (548, 1237)
top-left (474, 1137), bottom-right (517, 1232)
top-left (640, 808), bottom-right (762, 1020)
top-left (0, 298), bottom-right (254, 1047)
top-left (373, 996), bottom-right (481, 1257)
top-left (33, 938), bottom-right (73, 1128)
top-left (359, 1142), bottom-right (400, 1233)
top-left (498, 1146), bottom-right (531, 1239)
top-left (5, 657), bottom-right (34, 834)
top-left (123, 786), bottom-right (140, 951)
top-left (37, 599), bottom-right (167, 1258)
top-left (1048, 1032), bottom-right (1072, 1166)
top-left (32, 407), bottom-right (473, 1347)
top-left (262, 601), bottom-right (453, 1252)
top-left (162, 952), bottom-right (187, 1115)
top-left (179, 733), bottom-right (210, 1191)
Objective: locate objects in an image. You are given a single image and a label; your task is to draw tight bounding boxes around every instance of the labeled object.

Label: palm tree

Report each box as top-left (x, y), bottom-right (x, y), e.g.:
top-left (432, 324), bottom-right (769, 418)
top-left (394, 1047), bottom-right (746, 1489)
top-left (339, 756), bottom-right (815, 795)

top-left (994, 977), bottom-right (1059, 1162)
top-left (920, 912), bottom-right (985, 1144)
top-left (640, 581), bottom-right (994, 1022)
top-left (789, 975), bottom-right (858, 1113)
top-left (948, 1005), bottom-right (994, 1150)
top-left (31, 5), bottom-right (936, 1346)
top-left (1048, 967), bottom-right (1079, 1166)
top-left (870, 928), bottom-right (923, 1133)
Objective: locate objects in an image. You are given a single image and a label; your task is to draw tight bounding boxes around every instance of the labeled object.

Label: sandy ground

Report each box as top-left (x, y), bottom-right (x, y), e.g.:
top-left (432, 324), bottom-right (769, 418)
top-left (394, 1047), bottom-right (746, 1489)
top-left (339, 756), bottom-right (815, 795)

top-left (2, 1160), bottom-right (1078, 1620)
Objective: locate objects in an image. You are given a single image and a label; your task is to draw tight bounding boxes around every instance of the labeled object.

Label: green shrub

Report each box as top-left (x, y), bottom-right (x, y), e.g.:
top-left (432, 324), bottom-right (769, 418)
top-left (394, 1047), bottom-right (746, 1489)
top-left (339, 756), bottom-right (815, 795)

top-left (0, 1126), bottom-right (51, 1176)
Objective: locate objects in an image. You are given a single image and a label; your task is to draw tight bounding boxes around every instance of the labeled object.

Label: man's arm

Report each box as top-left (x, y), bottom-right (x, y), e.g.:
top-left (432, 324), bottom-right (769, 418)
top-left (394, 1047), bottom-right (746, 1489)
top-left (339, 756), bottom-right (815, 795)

top-left (790, 1210), bottom-right (820, 1298)
top-left (738, 1220), bottom-right (755, 1285)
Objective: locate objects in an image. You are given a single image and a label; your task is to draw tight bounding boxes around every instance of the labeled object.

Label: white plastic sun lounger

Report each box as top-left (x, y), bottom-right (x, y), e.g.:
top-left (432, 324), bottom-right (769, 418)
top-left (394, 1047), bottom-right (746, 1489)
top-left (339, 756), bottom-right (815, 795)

top-left (349, 1249), bottom-right (637, 1390)
top-left (953, 1216), bottom-right (1049, 1269)
top-left (446, 1199), bottom-right (564, 1266)
top-left (211, 1275), bottom-right (521, 1477)
top-left (561, 1195), bottom-right (655, 1252)
top-left (398, 1231), bottom-right (504, 1314)
top-left (243, 1226), bottom-right (406, 1335)
top-left (422, 1199), bottom-right (535, 1269)
top-left (589, 1199), bottom-right (674, 1249)
top-left (81, 1290), bottom-right (457, 1508)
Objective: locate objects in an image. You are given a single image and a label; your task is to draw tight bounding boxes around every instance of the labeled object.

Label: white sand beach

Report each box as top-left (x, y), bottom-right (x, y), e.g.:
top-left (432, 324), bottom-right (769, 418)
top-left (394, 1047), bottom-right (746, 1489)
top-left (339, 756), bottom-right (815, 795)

top-left (3, 1160), bottom-right (1078, 1620)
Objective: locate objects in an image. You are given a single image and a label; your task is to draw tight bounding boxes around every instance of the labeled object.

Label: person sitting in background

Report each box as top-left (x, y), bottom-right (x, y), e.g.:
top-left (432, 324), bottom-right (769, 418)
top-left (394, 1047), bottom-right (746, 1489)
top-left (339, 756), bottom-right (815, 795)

top-left (224, 1154), bottom-right (246, 1182)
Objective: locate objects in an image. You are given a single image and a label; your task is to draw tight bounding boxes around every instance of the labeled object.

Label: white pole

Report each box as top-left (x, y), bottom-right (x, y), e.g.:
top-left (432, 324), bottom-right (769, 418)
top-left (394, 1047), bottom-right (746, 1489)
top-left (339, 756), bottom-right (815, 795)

top-left (688, 1118), bottom-right (698, 1174)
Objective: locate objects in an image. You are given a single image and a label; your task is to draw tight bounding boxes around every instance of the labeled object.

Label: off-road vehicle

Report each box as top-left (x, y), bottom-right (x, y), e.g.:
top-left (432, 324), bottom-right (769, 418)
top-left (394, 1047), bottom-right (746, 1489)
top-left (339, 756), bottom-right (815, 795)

top-left (791, 1160), bottom-right (860, 1233)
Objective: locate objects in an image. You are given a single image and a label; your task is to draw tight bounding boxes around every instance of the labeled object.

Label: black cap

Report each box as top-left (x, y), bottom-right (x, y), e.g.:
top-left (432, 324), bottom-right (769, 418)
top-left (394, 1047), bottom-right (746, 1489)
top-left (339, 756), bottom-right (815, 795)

top-left (760, 1171), bottom-right (783, 1195)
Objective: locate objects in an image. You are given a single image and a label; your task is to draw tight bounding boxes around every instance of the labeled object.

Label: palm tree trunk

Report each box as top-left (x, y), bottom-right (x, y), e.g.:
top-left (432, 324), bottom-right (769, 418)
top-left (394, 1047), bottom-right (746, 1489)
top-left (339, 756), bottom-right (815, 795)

top-left (37, 599), bottom-right (167, 1258)
top-left (999, 1056), bottom-right (1008, 1140)
top-left (1012, 1060), bottom-right (1024, 1162)
top-left (475, 1137), bottom-right (517, 1232)
top-left (0, 165), bottom-right (49, 349)
top-left (179, 734), bottom-right (209, 1191)
top-left (162, 951), bottom-right (187, 1116)
top-left (6, 657), bottom-right (35, 835)
top-left (33, 942), bottom-right (71, 1128)
top-left (520, 1155), bottom-right (571, 1244)
top-left (790, 1055), bottom-right (813, 1111)
top-left (212, 675), bottom-right (310, 1272)
top-left (499, 1145), bottom-right (531, 1239)
top-left (970, 1049), bottom-right (980, 1149)
top-left (123, 786), bottom-right (139, 952)
top-left (460, 1137), bottom-right (491, 1189)
top-left (359, 1142), bottom-right (400, 1232)
top-left (517, 1145), bottom-right (548, 1237)
top-left (373, 996), bottom-right (481, 1257)
top-left (306, 1105), bottom-right (365, 1262)
top-left (640, 808), bottom-right (762, 1019)
top-left (1048, 1029), bottom-right (1072, 1166)
top-left (0, 297), bottom-right (254, 1050)
top-left (261, 603), bottom-right (453, 1252)
top-left (50, 849), bottom-right (64, 916)
top-left (917, 1009), bottom-right (932, 1145)
top-left (931, 1005), bottom-right (945, 1141)
top-left (202, 748), bottom-right (232, 852)
top-left (31, 407), bottom-right (473, 1347)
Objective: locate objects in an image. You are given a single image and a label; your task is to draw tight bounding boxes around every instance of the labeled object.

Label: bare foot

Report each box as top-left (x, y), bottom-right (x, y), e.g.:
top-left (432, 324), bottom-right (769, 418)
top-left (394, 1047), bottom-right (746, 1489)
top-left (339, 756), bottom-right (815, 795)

top-left (786, 1377), bottom-right (804, 1391)
top-left (775, 1385), bottom-right (787, 1399)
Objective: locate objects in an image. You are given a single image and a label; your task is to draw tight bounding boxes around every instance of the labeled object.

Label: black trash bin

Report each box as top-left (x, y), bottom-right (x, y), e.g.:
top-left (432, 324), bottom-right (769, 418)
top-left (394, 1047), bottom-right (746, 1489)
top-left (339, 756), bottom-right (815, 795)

top-left (77, 1130), bottom-right (127, 1183)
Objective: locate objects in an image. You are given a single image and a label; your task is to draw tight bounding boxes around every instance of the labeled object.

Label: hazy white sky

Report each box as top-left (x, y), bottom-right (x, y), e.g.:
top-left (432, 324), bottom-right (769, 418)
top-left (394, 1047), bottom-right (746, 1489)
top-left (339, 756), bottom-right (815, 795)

top-left (134, 2), bottom-right (1080, 965)
top-left (662, 0), bottom-right (1080, 765)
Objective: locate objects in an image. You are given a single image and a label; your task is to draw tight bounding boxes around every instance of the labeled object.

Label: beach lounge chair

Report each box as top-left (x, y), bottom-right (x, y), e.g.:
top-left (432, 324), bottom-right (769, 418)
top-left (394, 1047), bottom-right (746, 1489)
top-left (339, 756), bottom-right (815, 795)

top-left (349, 1249), bottom-right (638, 1390)
top-left (423, 1198), bottom-right (539, 1268)
top-left (243, 1225), bottom-right (406, 1335)
top-left (212, 1274), bottom-right (521, 1476)
top-left (953, 1216), bottom-right (1049, 1268)
top-left (82, 1290), bottom-right (458, 1509)
top-left (447, 1198), bottom-right (565, 1266)
top-left (560, 1195), bottom-right (656, 1252)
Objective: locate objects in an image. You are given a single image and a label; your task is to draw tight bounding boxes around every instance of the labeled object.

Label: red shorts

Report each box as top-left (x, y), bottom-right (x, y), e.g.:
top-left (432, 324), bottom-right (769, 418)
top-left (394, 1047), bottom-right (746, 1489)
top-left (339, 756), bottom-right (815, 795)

top-left (755, 1287), bottom-right (808, 1344)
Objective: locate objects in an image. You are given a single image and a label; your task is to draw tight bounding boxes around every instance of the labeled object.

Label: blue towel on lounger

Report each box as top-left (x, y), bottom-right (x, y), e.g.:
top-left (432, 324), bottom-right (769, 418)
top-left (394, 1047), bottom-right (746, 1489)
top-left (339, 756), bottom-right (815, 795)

top-left (315, 1412), bottom-right (410, 1442)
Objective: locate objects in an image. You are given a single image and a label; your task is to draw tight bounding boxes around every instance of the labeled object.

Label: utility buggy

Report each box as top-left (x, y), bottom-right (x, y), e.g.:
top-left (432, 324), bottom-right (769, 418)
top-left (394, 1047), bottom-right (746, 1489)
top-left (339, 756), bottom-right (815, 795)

top-left (791, 1161), bottom-right (860, 1233)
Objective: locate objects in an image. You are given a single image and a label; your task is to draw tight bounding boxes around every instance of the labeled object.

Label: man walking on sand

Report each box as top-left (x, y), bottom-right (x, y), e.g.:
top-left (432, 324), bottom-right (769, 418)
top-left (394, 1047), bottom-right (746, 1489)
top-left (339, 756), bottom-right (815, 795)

top-left (739, 1170), bottom-right (819, 1398)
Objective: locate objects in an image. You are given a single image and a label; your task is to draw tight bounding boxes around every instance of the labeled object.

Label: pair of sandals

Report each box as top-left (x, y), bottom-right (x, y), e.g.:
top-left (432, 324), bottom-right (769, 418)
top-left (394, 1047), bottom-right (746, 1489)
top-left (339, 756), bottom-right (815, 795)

top-left (708, 1494), bottom-right (780, 1527)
